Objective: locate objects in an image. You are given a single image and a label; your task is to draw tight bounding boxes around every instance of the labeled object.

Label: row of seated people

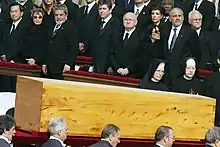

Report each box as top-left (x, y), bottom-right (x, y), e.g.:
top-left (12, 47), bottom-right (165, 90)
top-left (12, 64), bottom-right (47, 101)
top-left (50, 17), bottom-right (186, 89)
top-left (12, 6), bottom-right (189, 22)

top-left (0, 1), bottom-right (219, 97)
top-left (0, 0), bottom-right (218, 79)
top-left (1, 115), bottom-right (220, 147)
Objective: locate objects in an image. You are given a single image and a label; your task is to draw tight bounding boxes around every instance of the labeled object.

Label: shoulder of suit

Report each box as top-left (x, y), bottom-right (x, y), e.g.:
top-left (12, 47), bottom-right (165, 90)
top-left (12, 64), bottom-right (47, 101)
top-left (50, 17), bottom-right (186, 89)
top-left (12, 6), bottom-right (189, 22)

top-left (0, 139), bottom-right (10, 147)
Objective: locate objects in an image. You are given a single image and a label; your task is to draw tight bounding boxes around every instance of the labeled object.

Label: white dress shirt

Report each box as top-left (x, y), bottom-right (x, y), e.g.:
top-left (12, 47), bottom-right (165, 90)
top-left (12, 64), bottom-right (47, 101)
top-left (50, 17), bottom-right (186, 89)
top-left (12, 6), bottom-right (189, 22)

top-left (144, 0), bottom-right (151, 7)
top-left (86, 1), bottom-right (96, 14)
top-left (156, 143), bottom-right (164, 147)
top-left (49, 136), bottom-right (66, 147)
top-left (102, 14), bottom-right (112, 28)
top-left (10, 18), bottom-right (22, 33)
top-left (134, 4), bottom-right (145, 15)
top-left (168, 25), bottom-right (182, 49)
top-left (0, 135), bottom-right (11, 144)
top-left (193, 0), bottom-right (203, 10)
top-left (196, 27), bottom-right (201, 36)
top-left (123, 27), bottom-right (136, 40)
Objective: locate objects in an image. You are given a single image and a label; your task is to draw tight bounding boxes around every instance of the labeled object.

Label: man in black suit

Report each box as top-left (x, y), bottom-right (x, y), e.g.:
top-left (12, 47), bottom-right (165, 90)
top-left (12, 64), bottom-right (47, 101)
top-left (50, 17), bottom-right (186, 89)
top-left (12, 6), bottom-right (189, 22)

top-left (57, 0), bottom-right (79, 24)
top-left (17, 0), bottom-right (34, 23)
top-left (204, 126), bottom-right (220, 147)
top-left (91, 0), bottom-right (122, 73)
top-left (0, 115), bottom-right (16, 147)
top-left (41, 117), bottom-right (68, 147)
top-left (188, 10), bottom-right (213, 70)
top-left (183, 0), bottom-right (215, 31)
top-left (115, 0), bottom-right (134, 10)
top-left (0, 3), bottom-right (26, 92)
top-left (162, 0), bottom-right (174, 23)
top-left (162, 7), bottom-right (200, 85)
top-left (42, 4), bottom-right (78, 80)
top-left (126, 0), bottom-right (154, 31)
top-left (89, 124), bottom-right (120, 147)
top-left (109, 12), bottom-right (142, 78)
top-left (154, 125), bottom-right (175, 147)
top-left (77, 0), bottom-right (99, 56)
top-left (111, 0), bottom-right (124, 21)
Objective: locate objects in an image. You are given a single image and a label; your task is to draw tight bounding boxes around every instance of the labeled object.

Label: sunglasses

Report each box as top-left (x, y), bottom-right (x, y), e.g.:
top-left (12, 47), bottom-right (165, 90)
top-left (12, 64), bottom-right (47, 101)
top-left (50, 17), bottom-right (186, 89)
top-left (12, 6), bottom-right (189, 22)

top-left (33, 16), bottom-right (43, 19)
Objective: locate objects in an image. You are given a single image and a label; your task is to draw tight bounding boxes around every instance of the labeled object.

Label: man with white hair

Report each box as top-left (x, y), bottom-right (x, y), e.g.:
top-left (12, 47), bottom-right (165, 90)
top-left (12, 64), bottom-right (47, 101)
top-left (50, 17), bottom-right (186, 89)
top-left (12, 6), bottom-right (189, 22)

top-left (41, 117), bottom-right (68, 147)
top-left (205, 126), bottom-right (220, 147)
top-left (188, 10), bottom-right (213, 70)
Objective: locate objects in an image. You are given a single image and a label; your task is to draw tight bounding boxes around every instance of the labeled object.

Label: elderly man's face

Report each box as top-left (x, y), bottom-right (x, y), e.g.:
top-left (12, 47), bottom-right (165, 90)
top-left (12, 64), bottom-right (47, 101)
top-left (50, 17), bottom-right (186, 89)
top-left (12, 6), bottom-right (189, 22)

top-left (123, 13), bottom-right (137, 31)
top-left (189, 13), bottom-right (202, 29)
top-left (169, 9), bottom-right (184, 27)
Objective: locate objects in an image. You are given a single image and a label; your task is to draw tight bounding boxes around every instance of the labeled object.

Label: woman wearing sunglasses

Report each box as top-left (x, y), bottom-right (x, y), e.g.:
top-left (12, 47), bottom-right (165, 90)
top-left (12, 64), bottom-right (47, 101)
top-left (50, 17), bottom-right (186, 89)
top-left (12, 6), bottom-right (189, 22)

top-left (21, 8), bottom-right (47, 66)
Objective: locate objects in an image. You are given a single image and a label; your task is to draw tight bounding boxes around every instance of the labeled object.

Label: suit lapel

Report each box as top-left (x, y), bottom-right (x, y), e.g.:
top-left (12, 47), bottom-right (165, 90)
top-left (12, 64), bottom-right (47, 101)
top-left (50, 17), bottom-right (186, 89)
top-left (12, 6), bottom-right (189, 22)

top-left (173, 26), bottom-right (185, 51)
top-left (86, 4), bottom-right (98, 19)
top-left (99, 17), bottom-right (113, 36)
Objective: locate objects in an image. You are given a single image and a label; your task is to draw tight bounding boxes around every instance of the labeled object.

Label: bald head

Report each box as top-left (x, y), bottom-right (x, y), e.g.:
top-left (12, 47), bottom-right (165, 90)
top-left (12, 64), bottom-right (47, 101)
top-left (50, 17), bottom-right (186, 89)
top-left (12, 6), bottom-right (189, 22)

top-left (123, 12), bottom-right (137, 31)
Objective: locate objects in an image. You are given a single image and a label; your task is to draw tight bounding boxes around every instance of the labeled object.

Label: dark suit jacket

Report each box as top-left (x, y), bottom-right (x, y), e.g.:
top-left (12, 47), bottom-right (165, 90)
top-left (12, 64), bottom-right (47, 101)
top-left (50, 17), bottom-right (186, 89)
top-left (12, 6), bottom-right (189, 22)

top-left (41, 139), bottom-right (63, 147)
top-left (21, 0), bottom-right (34, 24)
top-left (110, 29), bottom-right (142, 78)
top-left (64, 0), bottom-right (79, 24)
top-left (198, 29), bottom-right (213, 70)
top-left (183, 0), bottom-right (215, 31)
top-left (112, 5), bottom-right (124, 21)
top-left (77, 3), bottom-right (99, 55)
top-left (45, 20), bottom-right (78, 74)
top-left (0, 18), bottom-right (27, 63)
top-left (91, 16), bottom-right (123, 73)
top-left (126, 2), bottom-right (155, 31)
top-left (0, 139), bottom-right (10, 147)
top-left (115, 0), bottom-right (134, 10)
top-left (162, 24), bottom-right (200, 84)
top-left (89, 140), bottom-right (112, 147)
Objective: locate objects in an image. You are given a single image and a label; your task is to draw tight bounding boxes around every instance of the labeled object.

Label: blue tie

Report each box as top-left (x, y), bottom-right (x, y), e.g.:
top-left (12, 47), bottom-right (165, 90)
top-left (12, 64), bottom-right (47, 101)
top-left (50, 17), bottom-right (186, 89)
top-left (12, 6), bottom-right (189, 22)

top-left (124, 0), bottom-right (128, 8)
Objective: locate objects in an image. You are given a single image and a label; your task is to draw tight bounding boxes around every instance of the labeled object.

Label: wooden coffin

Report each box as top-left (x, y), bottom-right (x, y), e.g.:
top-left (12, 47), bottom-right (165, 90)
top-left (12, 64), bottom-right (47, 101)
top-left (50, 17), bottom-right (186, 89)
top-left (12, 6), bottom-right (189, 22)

top-left (15, 76), bottom-right (215, 141)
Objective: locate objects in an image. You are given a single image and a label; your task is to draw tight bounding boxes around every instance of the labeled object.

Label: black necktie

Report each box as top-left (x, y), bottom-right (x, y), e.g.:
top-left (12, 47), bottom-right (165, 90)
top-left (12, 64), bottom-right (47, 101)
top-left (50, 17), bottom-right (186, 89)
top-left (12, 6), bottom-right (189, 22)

top-left (123, 32), bottom-right (129, 47)
top-left (195, 3), bottom-right (198, 10)
top-left (170, 28), bottom-right (177, 52)
top-left (9, 24), bottom-right (15, 34)
top-left (100, 21), bottom-right (105, 30)
top-left (84, 5), bottom-right (89, 15)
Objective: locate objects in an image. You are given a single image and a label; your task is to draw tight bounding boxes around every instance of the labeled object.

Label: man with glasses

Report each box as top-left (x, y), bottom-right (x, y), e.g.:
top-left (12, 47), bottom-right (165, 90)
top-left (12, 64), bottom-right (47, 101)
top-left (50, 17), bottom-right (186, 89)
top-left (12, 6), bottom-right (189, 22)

top-left (154, 125), bottom-right (175, 147)
top-left (188, 10), bottom-right (213, 70)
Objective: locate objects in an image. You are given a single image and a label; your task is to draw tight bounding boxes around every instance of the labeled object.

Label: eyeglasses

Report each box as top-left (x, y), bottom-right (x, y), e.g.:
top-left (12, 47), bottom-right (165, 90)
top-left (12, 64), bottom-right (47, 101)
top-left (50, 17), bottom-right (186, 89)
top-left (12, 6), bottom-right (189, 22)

top-left (192, 18), bottom-right (202, 21)
top-left (33, 16), bottom-right (43, 19)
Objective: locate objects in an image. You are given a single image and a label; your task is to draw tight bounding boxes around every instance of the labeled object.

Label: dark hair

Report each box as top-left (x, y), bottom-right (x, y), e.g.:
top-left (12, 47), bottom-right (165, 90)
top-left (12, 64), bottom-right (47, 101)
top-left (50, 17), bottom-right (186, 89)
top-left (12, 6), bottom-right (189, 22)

top-left (150, 4), bottom-right (165, 16)
top-left (101, 124), bottom-right (120, 139)
top-left (5, 107), bottom-right (15, 118)
top-left (9, 2), bottom-right (24, 12)
top-left (154, 125), bottom-right (173, 141)
top-left (98, 0), bottom-right (112, 10)
top-left (0, 115), bottom-right (16, 135)
top-left (205, 126), bottom-right (220, 144)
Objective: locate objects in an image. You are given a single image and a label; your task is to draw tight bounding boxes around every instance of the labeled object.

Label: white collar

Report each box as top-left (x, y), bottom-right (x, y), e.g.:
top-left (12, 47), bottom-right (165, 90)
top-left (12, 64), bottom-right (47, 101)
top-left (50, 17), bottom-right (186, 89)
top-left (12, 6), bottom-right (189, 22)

top-left (111, 4), bottom-right (115, 10)
top-left (102, 14), bottom-right (112, 23)
top-left (59, 0), bottom-right (66, 4)
top-left (196, 27), bottom-right (201, 36)
top-left (124, 27), bottom-right (135, 39)
top-left (183, 75), bottom-right (193, 80)
top-left (151, 77), bottom-right (159, 82)
top-left (156, 143), bottom-right (164, 147)
top-left (172, 24), bottom-right (182, 30)
top-left (144, 0), bottom-right (151, 6)
top-left (0, 135), bottom-right (11, 144)
top-left (18, 1), bottom-right (27, 5)
top-left (87, 1), bottom-right (96, 8)
top-left (13, 18), bottom-right (22, 29)
top-left (195, 0), bottom-right (203, 6)
top-left (134, 4), bottom-right (145, 13)
top-left (49, 136), bottom-right (66, 147)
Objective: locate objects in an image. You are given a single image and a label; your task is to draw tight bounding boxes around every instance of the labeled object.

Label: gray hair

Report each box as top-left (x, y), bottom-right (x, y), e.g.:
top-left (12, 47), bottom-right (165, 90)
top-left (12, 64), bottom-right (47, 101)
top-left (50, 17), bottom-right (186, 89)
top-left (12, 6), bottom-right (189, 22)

top-left (205, 126), bottom-right (220, 144)
top-left (188, 10), bottom-right (202, 20)
top-left (169, 7), bottom-right (184, 17)
top-left (48, 117), bottom-right (67, 135)
top-left (54, 4), bottom-right (68, 14)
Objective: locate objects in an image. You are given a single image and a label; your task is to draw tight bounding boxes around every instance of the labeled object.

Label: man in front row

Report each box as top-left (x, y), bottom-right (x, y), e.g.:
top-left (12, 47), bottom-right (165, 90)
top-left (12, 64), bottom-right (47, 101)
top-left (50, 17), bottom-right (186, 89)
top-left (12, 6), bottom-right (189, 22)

top-left (41, 117), bottom-right (68, 147)
top-left (154, 125), bottom-right (175, 147)
top-left (89, 124), bottom-right (120, 147)
top-left (42, 4), bottom-right (78, 80)
top-left (0, 115), bottom-right (16, 147)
